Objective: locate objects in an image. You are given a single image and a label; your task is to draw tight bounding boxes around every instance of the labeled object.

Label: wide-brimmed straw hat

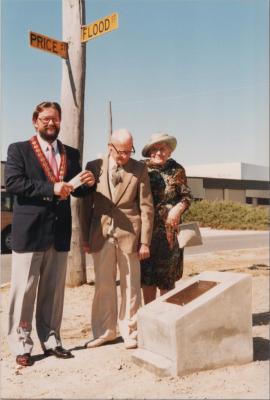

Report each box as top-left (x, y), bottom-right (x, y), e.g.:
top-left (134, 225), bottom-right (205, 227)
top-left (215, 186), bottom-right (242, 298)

top-left (142, 132), bottom-right (177, 157)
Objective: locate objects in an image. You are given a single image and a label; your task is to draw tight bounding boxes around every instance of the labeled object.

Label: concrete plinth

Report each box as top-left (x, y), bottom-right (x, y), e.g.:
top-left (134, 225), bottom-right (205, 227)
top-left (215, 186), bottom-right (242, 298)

top-left (132, 271), bottom-right (253, 377)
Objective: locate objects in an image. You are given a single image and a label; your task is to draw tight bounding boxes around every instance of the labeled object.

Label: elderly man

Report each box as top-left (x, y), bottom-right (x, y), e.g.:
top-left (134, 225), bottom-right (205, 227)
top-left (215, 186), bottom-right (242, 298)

top-left (5, 101), bottom-right (95, 367)
top-left (80, 129), bottom-right (154, 349)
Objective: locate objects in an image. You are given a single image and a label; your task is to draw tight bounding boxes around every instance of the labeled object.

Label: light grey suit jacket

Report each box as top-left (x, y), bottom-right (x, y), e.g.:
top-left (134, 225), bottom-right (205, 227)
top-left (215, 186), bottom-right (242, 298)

top-left (80, 156), bottom-right (154, 254)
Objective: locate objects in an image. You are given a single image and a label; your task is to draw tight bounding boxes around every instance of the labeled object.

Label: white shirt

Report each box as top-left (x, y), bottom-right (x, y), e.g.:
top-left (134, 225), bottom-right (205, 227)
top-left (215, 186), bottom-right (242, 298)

top-left (108, 156), bottom-right (117, 175)
top-left (108, 156), bottom-right (118, 193)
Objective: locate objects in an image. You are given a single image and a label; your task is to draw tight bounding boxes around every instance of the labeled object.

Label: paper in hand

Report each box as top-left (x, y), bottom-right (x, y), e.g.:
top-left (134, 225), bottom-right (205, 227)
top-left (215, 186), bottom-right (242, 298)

top-left (68, 172), bottom-right (84, 189)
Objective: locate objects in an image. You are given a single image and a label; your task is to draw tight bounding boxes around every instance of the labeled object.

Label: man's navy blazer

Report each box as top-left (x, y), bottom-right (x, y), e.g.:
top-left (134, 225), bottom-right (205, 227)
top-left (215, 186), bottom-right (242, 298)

top-left (5, 139), bottom-right (90, 252)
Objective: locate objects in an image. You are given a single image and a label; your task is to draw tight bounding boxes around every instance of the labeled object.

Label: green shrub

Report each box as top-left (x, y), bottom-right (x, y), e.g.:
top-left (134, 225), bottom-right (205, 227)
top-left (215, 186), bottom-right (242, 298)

top-left (183, 200), bottom-right (269, 230)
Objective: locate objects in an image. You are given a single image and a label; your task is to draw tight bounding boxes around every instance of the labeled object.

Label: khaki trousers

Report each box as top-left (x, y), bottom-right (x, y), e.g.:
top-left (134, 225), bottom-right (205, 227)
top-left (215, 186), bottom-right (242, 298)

top-left (91, 239), bottom-right (141, 342)
top-left (7, 247), bottom-right (68, 356)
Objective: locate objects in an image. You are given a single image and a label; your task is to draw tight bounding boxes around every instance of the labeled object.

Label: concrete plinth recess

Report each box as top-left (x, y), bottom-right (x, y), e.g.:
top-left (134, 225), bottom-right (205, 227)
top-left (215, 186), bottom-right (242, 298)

top-left (132, 271), bottom-right (253, 376)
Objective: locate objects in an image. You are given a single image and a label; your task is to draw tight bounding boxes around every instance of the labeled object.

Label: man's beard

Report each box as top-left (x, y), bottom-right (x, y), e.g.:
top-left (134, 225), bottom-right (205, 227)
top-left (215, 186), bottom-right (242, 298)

top-left (39, 127), bottom-right (60, 142)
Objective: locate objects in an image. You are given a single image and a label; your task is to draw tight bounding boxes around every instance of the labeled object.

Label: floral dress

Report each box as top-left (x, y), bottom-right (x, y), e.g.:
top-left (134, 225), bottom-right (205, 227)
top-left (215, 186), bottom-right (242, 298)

top-left (141, 158), bottom-right (192, 290)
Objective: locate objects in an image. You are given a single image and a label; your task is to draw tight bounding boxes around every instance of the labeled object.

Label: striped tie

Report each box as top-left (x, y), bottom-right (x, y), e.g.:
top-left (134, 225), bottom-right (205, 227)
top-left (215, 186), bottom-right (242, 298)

top-left (111, 165), bottom-right (122, 187)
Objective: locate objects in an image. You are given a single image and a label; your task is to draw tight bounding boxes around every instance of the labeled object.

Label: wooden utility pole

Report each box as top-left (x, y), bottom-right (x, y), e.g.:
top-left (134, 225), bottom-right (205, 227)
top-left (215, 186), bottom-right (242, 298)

top-left (60, 0), bottom-right (86, 287)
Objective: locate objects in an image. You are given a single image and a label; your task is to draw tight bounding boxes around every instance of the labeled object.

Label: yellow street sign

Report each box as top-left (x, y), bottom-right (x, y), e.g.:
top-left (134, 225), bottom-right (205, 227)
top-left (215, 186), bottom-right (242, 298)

top-left (29, 31), bottom-right (68, 59)
top-left (81, 12), bottom-right (119, 43)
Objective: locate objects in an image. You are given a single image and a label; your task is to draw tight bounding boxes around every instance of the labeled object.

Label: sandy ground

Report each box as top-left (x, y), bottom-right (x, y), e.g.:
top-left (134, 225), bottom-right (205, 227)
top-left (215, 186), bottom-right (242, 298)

top-left (0, 246), bottom-right (269, 399)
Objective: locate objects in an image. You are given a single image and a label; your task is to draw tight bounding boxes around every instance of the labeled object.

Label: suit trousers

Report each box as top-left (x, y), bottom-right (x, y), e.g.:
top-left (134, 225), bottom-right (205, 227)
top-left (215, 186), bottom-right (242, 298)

top-left (91, 238), bottom-right (141, 342)
top-left (7, 247), bottom-right (68, 356)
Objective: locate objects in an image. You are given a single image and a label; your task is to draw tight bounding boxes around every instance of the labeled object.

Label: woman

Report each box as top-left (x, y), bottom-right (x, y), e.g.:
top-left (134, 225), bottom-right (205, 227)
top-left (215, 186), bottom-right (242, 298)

top-left (141, 132), bottom-right (192, 304)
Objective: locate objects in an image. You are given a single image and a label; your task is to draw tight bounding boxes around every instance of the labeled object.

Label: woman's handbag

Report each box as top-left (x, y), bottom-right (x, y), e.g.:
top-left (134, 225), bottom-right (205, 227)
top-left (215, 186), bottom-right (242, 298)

top-left (177, 222), bottom-right (203, 249)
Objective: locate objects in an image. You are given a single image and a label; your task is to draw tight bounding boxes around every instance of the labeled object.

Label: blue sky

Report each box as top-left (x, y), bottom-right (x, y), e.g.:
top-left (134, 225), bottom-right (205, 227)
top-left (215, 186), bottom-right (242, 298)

top-left (1, 0), bottom-right (269, 168)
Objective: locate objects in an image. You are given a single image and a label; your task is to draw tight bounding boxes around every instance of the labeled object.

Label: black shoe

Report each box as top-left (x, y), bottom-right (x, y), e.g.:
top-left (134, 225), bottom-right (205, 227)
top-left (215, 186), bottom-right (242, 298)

top-left (44, 346), bottom-right (74, 359)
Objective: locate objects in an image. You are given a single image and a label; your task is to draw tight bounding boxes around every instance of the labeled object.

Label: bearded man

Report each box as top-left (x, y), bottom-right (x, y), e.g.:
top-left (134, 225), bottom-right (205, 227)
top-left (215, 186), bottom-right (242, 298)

top-left (5, 101), bottom-right (95, 367)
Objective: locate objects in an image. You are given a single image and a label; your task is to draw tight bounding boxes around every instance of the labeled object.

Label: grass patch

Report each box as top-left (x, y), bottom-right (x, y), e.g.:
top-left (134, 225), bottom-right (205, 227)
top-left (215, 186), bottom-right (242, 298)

top-left (183, 200), bottom-right (269, 230)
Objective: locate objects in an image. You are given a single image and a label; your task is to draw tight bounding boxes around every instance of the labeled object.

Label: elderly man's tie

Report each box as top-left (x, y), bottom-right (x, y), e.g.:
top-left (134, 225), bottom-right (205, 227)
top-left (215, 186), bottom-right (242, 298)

top-left (111, 165), bottom-right (122, 187)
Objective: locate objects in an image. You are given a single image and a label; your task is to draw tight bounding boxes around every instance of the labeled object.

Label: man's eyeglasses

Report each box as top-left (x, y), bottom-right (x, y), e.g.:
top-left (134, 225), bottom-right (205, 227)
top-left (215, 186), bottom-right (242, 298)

top-left (38, 117), bottom-right (61, 125)
top-left (110, 143), bottom-right (135, 156)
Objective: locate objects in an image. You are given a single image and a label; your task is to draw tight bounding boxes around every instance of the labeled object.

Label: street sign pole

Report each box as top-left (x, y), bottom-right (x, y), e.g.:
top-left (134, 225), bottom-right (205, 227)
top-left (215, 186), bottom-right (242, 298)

top-left (60, 0), bottom-right (87, 287)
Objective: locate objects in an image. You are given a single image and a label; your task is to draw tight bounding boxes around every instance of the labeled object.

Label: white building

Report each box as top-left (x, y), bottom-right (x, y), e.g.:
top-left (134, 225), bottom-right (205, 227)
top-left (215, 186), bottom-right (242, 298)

top-left (186, 162), bottom-right (269, 181)
top-left (185, 162), bottom-right (269, 206)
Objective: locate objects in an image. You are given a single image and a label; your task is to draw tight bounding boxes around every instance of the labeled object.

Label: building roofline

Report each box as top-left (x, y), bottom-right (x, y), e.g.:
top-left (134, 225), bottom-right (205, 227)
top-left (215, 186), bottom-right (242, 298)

top-left (187, 176), bottom-right (269, 190)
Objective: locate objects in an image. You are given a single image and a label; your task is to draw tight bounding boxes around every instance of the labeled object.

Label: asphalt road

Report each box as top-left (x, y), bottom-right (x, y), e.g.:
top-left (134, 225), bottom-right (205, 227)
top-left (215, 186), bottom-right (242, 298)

top-left (1, 232), bottom-right (269, 286)
top-left (185, 232), bottom-right (269, 255)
